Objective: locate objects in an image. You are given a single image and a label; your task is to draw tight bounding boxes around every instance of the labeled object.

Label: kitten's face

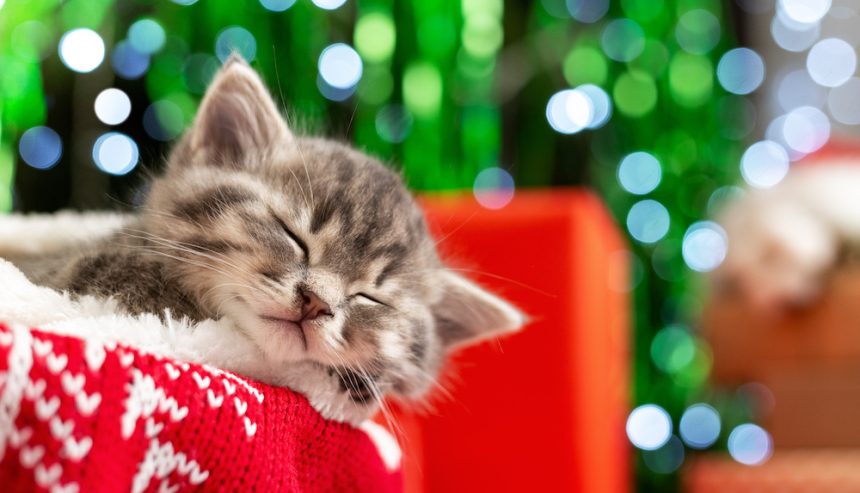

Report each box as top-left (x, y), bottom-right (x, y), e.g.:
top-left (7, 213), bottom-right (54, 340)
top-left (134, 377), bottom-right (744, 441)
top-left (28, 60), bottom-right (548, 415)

top-left (143, 57), bottom-right (523, 408)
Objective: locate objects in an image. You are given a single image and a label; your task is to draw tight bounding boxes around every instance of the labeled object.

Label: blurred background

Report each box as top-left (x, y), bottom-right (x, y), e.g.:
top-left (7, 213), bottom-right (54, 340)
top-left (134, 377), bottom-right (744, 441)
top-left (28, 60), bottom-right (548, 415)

top-left (2, 0), bottom-right (859, 491)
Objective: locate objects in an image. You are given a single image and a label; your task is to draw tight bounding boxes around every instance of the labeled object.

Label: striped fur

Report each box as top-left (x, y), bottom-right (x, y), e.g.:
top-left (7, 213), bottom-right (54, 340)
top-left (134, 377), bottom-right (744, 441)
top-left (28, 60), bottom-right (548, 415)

top-left (15, 57), bottom-right (525, 415)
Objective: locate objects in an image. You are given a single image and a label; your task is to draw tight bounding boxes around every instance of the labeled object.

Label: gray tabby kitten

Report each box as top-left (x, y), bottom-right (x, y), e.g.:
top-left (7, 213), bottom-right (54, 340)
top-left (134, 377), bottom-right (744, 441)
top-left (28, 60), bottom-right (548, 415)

top-left (15, 57), bottom-right (524, 420)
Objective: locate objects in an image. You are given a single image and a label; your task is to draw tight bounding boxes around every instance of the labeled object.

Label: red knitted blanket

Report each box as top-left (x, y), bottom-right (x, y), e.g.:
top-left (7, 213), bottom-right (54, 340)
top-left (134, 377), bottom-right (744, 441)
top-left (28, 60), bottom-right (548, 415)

top-left (0, 322), bottom-right (403, 492)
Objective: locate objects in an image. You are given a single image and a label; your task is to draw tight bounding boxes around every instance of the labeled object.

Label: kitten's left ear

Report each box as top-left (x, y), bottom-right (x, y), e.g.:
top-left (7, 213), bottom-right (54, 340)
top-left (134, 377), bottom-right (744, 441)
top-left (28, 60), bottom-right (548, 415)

top-left (187, 54), bottom-right (292, 163)
top-left (432, 270), bottom-right (526, 351)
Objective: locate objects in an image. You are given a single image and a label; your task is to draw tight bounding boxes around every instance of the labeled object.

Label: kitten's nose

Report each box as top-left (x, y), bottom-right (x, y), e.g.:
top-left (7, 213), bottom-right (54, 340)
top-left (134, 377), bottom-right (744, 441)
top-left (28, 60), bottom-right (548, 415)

top-left (300, 288), bottom-right (332, 321)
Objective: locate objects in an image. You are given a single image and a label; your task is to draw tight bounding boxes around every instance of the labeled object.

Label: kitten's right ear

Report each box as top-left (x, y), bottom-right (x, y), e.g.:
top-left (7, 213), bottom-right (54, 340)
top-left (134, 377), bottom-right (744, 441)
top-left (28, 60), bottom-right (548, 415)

top-left (431, 270), bottom-right (526, 351)
top-left (185, 54), bottom-right (292, 164)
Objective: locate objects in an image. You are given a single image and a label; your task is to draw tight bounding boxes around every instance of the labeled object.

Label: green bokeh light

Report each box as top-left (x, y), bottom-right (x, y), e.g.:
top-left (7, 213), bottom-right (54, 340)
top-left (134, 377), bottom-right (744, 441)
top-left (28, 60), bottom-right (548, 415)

top-left (462, 13), bottom-right (503, 58)
top-left (613, 70), bottom-right (657, 117)
top-left (403, 62), bottom-right (443, 118)
top-left (563, 45), bottom-right (608, 86)
top-left (675, 9), bottom-right (721, 55)
top-left (651, 325), bottom-right (695, 374)
top-left (669, 53), bottom-right (713, 107)
top-left (354, 13), bottom-right (396, 63)
top-left (629, 39), bottom-right (669, 77)
top-left (11, 21), bottom-right (52, 62)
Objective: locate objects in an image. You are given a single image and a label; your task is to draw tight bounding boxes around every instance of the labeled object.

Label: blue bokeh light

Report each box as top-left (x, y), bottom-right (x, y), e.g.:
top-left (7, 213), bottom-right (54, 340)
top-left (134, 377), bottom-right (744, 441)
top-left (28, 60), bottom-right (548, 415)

top-left (19, 126), bottom-right (63, 170)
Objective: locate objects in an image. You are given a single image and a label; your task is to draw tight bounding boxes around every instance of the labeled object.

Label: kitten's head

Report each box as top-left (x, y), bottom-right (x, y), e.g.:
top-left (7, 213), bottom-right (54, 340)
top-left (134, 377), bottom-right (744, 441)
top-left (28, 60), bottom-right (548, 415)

top-left (143, 57), bottom-right (524, 409)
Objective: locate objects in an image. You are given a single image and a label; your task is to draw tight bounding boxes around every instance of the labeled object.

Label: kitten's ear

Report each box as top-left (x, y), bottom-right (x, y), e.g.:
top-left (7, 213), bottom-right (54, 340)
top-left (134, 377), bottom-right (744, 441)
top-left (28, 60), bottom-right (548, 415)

top-left (432, 270), bottom-right (526, 351)
top-left (187, 54), bottom-right (291, 163)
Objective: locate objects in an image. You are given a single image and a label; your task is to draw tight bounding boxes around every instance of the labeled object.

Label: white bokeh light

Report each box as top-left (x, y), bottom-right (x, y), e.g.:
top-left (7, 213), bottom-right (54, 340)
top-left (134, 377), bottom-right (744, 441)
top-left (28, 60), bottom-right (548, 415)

top-left (741, 140), bottom-right (790, 189)
top-left (617, 151), bottom-right (661, 195)
top-left (828, 77), bottom-right (860, 125)
top-left (770, 14), bottom-right (820, 52)
top-left (318, 43), bottom-right (363, 90)
top-left (807, 38), bottom-right (857, 88)
top-left (680, 404), bottom-right (721, 449)
top-left (578, 84), bottom-right (612, 128)
top-left (627, 404), bottom-right (673, 451)
top-left (728, 424), bottom-right (773, 466)
top-left (312, 0), bottom-right (347, 10)
top-left (717, 48), bottom-right (765, 95)
top-left (777, 69), bottom-right (827, 111)
top-left (626, 200), bottom-right (670, 244)
top-left (682, 221), bottom-right (728, 272)
top-left (94, 88), bottom-right (132, 125)
top-left (93, 132), bottom-right (139, 176)
top-left (546, 89), bottom-right (594, 134)
top-left (782, 106), bottom-right (830, 153)
top-left (778, 0), bottom-right (831, 24)
top-left (58, 28), bottom-right (105, 73)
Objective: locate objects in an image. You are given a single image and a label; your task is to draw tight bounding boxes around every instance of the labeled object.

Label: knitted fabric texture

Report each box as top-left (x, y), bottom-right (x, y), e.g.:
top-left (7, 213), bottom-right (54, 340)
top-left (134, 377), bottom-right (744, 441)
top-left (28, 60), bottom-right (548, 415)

top-left (0, 322), bottom-right (403, 492)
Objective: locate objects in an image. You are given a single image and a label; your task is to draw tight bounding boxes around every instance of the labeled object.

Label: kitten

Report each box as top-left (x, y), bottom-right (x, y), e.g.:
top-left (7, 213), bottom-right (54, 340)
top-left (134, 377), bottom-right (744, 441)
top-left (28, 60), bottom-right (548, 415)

top-left (715, 160), bottom-right (860, 309)
top-left (7, 56), bottom-right (525, 422)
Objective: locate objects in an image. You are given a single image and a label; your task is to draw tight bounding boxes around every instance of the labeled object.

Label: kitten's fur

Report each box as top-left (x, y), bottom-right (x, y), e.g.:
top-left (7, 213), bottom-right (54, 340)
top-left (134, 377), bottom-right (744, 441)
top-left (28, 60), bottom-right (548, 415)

top-left (7, 57), bottom-right (524, 421)
top-left (716, 160), bottom-right (860, 308)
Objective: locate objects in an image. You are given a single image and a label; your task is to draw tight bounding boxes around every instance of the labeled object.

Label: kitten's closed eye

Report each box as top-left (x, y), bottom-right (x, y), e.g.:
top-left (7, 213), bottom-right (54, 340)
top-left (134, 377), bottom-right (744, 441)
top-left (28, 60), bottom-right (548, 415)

top-left (352, 293), bottom-right (389, 307)
top-left (271, 213), bottom-right (308, 257)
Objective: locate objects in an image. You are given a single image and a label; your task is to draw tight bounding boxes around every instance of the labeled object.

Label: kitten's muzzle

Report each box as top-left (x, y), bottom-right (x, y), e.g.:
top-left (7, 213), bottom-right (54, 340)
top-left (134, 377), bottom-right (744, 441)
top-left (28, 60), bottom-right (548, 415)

top-left (300, 288), bottom-right (332, 322)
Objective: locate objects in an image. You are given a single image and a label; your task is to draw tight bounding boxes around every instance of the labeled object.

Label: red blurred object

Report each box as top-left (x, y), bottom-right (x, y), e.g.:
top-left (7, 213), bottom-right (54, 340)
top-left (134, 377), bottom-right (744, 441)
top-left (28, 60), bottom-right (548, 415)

top-left (387, 189), bottom-right (630, 493)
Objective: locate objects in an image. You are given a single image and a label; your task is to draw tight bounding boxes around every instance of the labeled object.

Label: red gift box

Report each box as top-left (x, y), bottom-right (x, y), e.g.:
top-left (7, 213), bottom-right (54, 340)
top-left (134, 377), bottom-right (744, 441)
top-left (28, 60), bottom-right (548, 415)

top-left (390, 189), bottom-right (631, 493)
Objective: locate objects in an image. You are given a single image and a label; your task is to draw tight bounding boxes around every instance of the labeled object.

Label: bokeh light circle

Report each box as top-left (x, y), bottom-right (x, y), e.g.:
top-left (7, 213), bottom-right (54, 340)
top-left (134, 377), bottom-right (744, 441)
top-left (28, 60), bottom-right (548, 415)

top-left (771, 14), bottom-right (820, 52)
top-left (777, 69), bottom-right (827, 111)
top-left (111, 40), bottom-right (150, 80)
top-left (58, 28), bottom-right (105, 73)
top-left (627, 404), bottom-right (672, 451)
top-left (318, 43), bottom-right (363, 90)
top-left (740, 141), bottom-right (790, 189)
top-left (728, 424), bottom-right (773, 466)
top-left (618, 151), bottom-right (661, 195)
top-left (578, 84), bottom-right (612, 128)
top-left (92, 132), bottom-right (139, 176)
top-left (473, 167), bottom-right (515, 210)
top-left (215, 26), bottom-right (257, 63)
top-left (143, 100), bottom-right (185, 141)
top-left (563, 46), bottom-right (608, 86)
top-left (669, 53), bottom-right (713, 107)
top-left (682, 221), bottom-right (728, 272)
top-left (19, 126), bottom-right (63, 170)
top-left (403, 63), bottom-right (442, 117)
top-left (650, 325), bottom-right (695, 374)
top-left (642, 436), bottom-right (685, 474)
top-left (613, 70), bottom-right (657, 117)
top-left (675, 9), bottom-right (721, 55)
top-left (375, 105), bottom-right (413, 143)
top-left (782, 106), bottom-right (830, 153)
top-left (778, 0), bottom-right (832, 24)
top-left (601, 19), bottom-right (645, 62)
top-left (355, 13), bottom-right (396, 63)
top-left (128, 18), bottom-right (166, 55)
top-left (546, 89), bottom-right (594, 134)
top-left (680, 404), bottom-right (721, 449)
top-left (312, 0), bottom-right (347, 10)
top-left (717, 48), bottom-right (765, 95)
top-left (260, 0), bottom-right (297, 11)
top-left (626, 199), bottom-right (670, 244)
top-left (566, 0), bottom-right (610, 23)
top-left (828, 77), bottom-right (860, 125)
top-left (807, 38), bottom-right (856, 88)
top-left (94, 88), bottom-right (132, 125)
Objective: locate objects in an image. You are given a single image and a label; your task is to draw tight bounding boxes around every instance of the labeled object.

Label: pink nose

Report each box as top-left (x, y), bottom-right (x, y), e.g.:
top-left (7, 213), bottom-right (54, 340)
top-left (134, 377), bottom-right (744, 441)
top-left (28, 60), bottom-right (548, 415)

top-left (300, 289), bottom-right (332, 321)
